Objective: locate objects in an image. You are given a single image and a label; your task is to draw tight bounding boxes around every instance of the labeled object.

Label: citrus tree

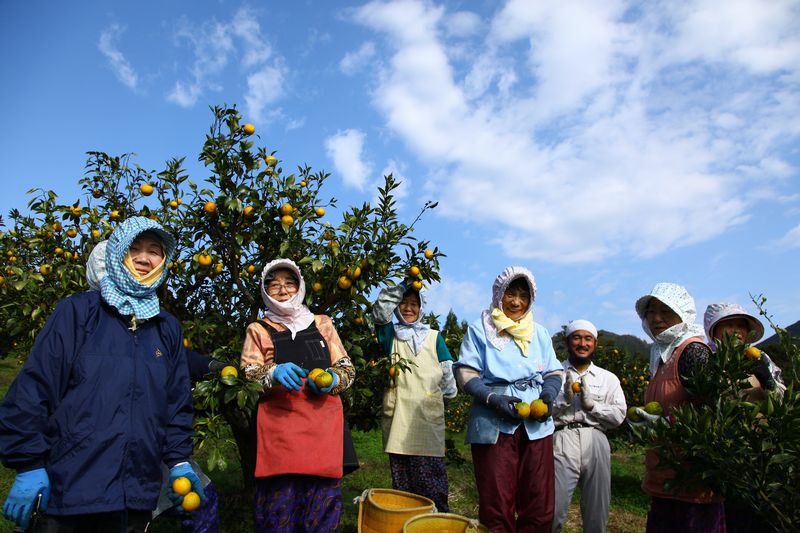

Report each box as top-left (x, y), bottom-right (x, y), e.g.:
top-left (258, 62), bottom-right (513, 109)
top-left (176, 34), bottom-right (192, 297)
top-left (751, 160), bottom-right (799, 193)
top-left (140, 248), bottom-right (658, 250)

top-left (0, 105), bottom-right (444, 490)
top-left (630, 297), bottom-right (800, 531)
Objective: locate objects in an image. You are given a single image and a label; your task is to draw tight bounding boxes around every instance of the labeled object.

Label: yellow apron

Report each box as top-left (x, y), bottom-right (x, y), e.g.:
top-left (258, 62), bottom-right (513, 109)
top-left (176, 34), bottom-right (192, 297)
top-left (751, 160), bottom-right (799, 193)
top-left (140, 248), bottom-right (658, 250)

top-left (382, 331), bottom-right (446, 456)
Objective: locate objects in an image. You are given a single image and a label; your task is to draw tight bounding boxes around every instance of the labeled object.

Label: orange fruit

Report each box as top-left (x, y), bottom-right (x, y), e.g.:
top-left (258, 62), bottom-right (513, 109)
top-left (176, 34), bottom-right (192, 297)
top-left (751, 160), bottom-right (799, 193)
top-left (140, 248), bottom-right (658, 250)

top-left (314, 371), bottom-right (333, 389)
top-left (408, 265), bottom-right (420, 277)
top-left (183, 338), bottom-right (192, 348)
top-left (265, 155), bottom-right (277, 167)
top-left (110, 210), bottom-right (120, 220)
top-left (39, 264), bottom-right (52, 275)
top-left (312, 282), bottom-right (323, 292)
top-left (220, 366), bottom-right (238, 379)
top-left (627, 406), bottom-right (641, 422)
top-left (411, 280), bottom-right (423, 291)
top-left (52, 222), bottom-right (62, 231)
top-left (172, 476), bottom-right (192, 496)
top-left (337, 276), bottom-right (352, 290)
top-left (265, 167), bottom-right (274, 176)
top-left (54, 247), bottom-right (64, 255)
top-left (388, 366), bottom-right (397, 378)
top-left (300, 180), bottom-right (307, 187)
top-left (530, 399), bottom-right (548, 419)
top-left (214, 263), bottom-right (223, 274)
top-left (243, 123), bottom-right (256, 135)
top-left (92, 189), bottom-right (103, 198)
top-left (203, 201), bottom-right (217, 215)
top-left (243, 205), bottom-right (255, 218)
top-left (571, 382), bottom-right (582, 394)
top-left (169, 200), bottom-right (179, 209)
top-left (91, 229), bottom-right (100, 238)
top-left (66, 228), bottom-right (78, 238)
top-left (280, 215), bottom-right (294, 226)
top-left (354, 316), bottom-right (364, 326)
top-left (140, 183), bottom-right (154, 196)
top-left (308, 368), bottom-right (325, 381)
top-left (315, 207), bottom-right (325, 217)
top-left (197, 254), bottom-right (212, 267)
top-left (181, 491), bottom-right (201, 512)
top-left (246, 264), bottom-right (256, 273)
top-left (424, 249), bottom-right (434, 260)
top-left (347, 266), bottom-right (361, 279)
top-left (644, 401), bottom-right (663, 416)
top-left (69, 206), bottom-right (83, 217)
top-left (516, 401), bottom-right (530, 418)
top-left (279, 203), bottom-right (293, 216)
top-left (744, 346), bottom-right (762, 360)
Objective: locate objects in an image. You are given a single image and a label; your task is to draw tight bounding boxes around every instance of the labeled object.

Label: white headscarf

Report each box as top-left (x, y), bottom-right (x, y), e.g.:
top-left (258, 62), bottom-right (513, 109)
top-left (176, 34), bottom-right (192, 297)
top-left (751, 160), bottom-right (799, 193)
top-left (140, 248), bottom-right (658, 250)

top-left (86, 240), bottom-right (108, 290)
top-left (481, 266), bottom-right (537, 352)
top-left (703, 302), bottom-right (765, 352)
top-left (635, 282), bottom-right (705, 377)
top-left (565, 319), bottom-right (598, 339)
top-left (260, 258), bottom-right (315, 340)
top-left (392, 286), bottom-right (431, 355)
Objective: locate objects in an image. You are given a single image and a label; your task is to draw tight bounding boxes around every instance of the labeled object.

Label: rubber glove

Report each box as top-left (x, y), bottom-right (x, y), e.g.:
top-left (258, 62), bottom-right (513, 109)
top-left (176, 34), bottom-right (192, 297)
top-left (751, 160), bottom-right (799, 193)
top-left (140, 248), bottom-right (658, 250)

top-left (627, 407), bottom-right (662, 429)
top-left (306, 369), bottom-right (340, 394)
top-left (752, 357), bottom-right (776, 391)
top-left (463, 378), bottom-right (520, 420)
top-left (208, 360), bottom-right (227, 373)
top-left (3, 468), bottom-right (50, 530)
top-left (168, 462), bottom-right (206, 507)
top-left (580, 376), bottom-right (595, 411)
top-left (564, 371), bottom-right (575, 403)
top-left (273, 362), bottom-right (307, 391)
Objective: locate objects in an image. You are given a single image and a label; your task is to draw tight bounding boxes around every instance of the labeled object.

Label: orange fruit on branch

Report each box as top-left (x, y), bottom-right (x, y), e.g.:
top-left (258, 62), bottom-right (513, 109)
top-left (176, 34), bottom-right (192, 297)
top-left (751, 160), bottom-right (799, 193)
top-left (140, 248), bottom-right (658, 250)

top-left (242, 123), bottom-right (256, 135)
top-left (408, 265), bottom-right (420, 278)
top-left (203, 201), bottom-right (217, 215)
top-left (279, 203), bottom-right (293, 216)
top-left (140, 184), bottom-right (154, 196)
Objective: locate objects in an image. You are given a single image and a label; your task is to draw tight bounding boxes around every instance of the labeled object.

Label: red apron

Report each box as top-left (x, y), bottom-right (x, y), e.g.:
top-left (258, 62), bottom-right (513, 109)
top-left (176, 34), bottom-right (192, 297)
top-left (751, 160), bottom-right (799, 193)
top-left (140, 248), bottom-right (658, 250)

top-left (253, 320), bottom-right (344, 479)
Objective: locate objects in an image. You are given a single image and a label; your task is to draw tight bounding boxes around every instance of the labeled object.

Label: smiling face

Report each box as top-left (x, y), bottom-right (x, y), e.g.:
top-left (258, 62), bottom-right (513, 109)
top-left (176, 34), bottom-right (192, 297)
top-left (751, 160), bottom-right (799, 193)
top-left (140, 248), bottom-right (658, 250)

top-left (645, 298), bottom-right (682, 336)
top-left (265, 269), bottom-right (299, 302)
top-left (502, 278), bottom-right (531, 321)
top-left (398, 291), bottom-right (421, 323)
top-left (713, 317), bottom-right (752, 345)
top-left (568, 330), bottom-right (597, 359)
top-left (128, 233), bottom-right (164, 276)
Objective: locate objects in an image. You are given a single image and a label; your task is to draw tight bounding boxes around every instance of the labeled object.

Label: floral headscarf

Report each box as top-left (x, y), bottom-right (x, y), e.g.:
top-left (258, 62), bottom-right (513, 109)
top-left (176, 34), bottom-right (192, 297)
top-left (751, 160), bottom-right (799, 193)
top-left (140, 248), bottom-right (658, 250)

top-left (635, 282), bottom-right (705, 376)
top-left (260, 258), bottom-right (315, 340)
top-left (100, 217), bottom-right (175, 320)
top-left (392, 286), bottom-right (431, 355)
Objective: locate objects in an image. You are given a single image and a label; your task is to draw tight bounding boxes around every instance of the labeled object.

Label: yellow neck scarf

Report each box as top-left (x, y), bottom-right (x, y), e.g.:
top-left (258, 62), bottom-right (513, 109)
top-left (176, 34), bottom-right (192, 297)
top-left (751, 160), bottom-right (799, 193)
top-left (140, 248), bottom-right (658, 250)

top-left (123, 252), bottom-right (165, 286)
top-left (491, 307), bottom-right (534, 356)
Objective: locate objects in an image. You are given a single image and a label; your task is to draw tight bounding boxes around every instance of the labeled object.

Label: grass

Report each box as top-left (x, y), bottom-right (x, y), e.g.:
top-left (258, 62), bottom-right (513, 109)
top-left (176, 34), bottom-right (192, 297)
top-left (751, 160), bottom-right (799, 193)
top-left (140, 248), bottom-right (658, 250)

top-left (0, 355), bottom-right (648, 532)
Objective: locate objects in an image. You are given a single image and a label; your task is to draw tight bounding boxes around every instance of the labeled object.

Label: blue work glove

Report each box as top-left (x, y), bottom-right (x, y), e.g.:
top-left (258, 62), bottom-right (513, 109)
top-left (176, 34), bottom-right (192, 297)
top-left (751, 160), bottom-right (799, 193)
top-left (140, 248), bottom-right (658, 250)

top-left (3, 468), bottom-right (50, 530)
top-left (306, 369), bottom-right (340, 394)
top-left (208, 359), bottom-right (227, 373)
top-left (487, 393), bottom-right (522, 420)
top-left (167, 462), bottom-right (206, 508)
top-left (273, 362), bottom-right (307, 391)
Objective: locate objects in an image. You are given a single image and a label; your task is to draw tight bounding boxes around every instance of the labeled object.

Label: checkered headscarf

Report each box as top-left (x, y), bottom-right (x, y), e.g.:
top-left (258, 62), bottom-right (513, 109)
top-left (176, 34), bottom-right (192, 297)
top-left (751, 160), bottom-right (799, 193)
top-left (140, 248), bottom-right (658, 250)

top-left (100, 216), bottom-right (175, 320)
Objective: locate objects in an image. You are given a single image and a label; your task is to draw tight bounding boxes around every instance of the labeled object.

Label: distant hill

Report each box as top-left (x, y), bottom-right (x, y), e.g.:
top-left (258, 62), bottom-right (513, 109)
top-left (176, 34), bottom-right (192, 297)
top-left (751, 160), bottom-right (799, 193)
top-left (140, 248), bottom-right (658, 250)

top-left (552, 329), bottom-right (649, 359)
top-left (598, 330), bottom-right (649, 358)
top-left (758, 319), bottom-right (800, 348)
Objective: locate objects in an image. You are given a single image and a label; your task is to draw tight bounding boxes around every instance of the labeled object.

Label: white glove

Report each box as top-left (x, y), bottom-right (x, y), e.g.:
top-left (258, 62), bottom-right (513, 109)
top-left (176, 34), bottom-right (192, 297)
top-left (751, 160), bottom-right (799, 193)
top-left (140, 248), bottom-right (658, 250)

top-left (579, 375), bottom-right (594, 411)
top-left (634, 407), bottom-right (660, 423)
top-left (564, 372), bottom-right (575, 403)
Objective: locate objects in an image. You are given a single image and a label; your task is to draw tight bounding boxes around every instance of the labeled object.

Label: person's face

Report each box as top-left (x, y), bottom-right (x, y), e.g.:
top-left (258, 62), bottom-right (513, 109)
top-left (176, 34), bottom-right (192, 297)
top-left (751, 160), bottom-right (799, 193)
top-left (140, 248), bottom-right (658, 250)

top-left (568, 330), bottom-right (597, 359)
top-left (713, 317), bottom-right (751, 345)
top-left (266, 270), bottom-right (299, 302)
top-left (645, 299), bottom-right (681, 336)
top-left (502, 286), bottom-right (530, 321)
top-left (398, 293), bottom-right (421, 323)
top-left (128, 234), bottom-right (164, 276)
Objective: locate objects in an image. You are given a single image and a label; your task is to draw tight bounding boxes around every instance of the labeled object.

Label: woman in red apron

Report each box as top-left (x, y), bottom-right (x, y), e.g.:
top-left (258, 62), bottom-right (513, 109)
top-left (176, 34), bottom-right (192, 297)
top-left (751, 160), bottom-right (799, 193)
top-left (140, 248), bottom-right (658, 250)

top-left (240, 259), bottom-right (356, 532)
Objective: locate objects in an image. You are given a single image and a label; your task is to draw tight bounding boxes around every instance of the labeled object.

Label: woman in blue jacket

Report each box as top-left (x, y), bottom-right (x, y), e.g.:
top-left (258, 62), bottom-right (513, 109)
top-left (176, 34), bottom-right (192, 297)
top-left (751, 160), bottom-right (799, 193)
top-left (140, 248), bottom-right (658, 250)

top-left (0, 216), bottom-right (204, 532)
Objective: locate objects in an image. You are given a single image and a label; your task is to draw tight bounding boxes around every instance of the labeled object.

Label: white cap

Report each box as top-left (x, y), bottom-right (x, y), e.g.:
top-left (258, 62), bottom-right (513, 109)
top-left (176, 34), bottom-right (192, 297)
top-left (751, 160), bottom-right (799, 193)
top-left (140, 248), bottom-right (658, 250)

top-left (565, 319), bottom-right (598, 339)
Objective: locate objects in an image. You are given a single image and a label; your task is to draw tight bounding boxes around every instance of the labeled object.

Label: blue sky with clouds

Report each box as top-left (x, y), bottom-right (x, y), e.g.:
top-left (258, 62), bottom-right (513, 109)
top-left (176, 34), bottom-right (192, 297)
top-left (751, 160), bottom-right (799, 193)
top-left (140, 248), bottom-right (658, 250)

top-left (2, 0), bottom-right (799, 338)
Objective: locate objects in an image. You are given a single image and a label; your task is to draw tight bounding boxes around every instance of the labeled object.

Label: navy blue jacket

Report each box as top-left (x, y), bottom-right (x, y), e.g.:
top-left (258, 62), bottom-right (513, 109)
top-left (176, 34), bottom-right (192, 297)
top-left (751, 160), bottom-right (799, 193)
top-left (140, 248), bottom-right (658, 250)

top-left (0, 291), bottom-right (194, 514)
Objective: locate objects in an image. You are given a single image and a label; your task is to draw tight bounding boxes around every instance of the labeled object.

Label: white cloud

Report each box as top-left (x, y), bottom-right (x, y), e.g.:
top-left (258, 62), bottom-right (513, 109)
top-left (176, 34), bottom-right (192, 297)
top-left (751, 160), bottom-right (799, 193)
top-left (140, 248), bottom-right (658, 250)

top-left (168, 6), bottom-right (287, 116)
top-left (340, 42), bottom-right (377, 75)
top-left (350, 0), bottom-right (800, 263)
top-left (98, 24), bottom-right (139, 90)
top-left (770, 224), bottom-right (800, 249)
top-left (325, 129), bottom-right (373, 189)
top-left (425, 277), bottom-right (485, 320)
top-left (443, 11), bottom-right (482, 38)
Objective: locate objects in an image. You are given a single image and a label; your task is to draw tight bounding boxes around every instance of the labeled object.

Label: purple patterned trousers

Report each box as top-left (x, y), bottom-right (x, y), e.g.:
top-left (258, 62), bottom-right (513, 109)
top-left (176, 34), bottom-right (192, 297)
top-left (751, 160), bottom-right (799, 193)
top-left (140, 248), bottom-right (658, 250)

top-left (254, 474), bottom-right (342, 532)
top-left (388, 453), bottom-right (450, 512)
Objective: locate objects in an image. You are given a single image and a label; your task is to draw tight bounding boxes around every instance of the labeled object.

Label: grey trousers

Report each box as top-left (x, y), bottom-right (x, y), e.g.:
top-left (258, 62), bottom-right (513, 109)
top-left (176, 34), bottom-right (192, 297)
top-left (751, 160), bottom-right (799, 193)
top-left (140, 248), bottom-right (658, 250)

top-left (552, 427), bottom-right (611, 533)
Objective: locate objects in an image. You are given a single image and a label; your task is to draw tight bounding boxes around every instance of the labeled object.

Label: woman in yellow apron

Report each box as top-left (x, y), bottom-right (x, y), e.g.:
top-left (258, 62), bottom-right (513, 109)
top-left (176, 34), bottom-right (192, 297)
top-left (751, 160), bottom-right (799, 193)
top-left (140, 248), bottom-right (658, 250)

top-left (372, 282), bottom-right (457, 511)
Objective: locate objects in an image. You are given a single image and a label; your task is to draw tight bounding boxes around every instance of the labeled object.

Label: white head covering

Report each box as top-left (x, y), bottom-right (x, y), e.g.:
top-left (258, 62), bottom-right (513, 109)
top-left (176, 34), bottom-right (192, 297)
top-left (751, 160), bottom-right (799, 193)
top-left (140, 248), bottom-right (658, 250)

top-left (703, 302), bottom-right (765, 352)
top-left (393, 286), bottom-right (431, 355)
top-left (565, 319), bottom-right (598, 339)
top-left (260, 258), bottom-right (315, 340)
top-left (86, 240), bottom-right (108, 290)
top-left (635, 282), bottom-right (705, 377)
top-left (482, 266), bottom-right (537, 351)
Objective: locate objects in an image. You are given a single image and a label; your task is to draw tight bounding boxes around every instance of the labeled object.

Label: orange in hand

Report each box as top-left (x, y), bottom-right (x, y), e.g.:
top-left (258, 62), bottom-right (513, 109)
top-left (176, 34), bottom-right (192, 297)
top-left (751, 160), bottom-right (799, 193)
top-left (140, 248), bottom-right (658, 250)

top-left (181, 491), bottom-right (201, 512)
top-left (172, 476), bottom-right (191, 496)
top-left (571, 382), bottom-right (582, 394)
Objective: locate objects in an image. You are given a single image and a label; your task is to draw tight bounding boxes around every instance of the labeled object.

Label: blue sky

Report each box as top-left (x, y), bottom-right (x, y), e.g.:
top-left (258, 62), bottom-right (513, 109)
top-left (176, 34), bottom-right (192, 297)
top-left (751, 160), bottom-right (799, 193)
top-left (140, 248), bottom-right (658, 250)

top-left (2, 0), bottom-right (799, 339)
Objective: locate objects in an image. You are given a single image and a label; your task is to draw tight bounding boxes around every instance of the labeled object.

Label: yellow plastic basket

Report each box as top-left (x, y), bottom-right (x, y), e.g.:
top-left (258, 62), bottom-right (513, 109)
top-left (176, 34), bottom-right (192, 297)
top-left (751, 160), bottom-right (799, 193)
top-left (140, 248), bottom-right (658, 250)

top-left (356, 488), bottom-right (436, 533)
top-left (403, 512), bottom-right (490, 533)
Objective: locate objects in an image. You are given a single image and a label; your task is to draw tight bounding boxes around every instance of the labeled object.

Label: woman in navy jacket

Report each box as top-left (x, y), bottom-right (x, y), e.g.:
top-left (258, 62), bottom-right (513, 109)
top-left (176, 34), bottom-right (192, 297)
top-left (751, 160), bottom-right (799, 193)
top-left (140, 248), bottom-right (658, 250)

top-left (0, 217), bottom-right (202, 532)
